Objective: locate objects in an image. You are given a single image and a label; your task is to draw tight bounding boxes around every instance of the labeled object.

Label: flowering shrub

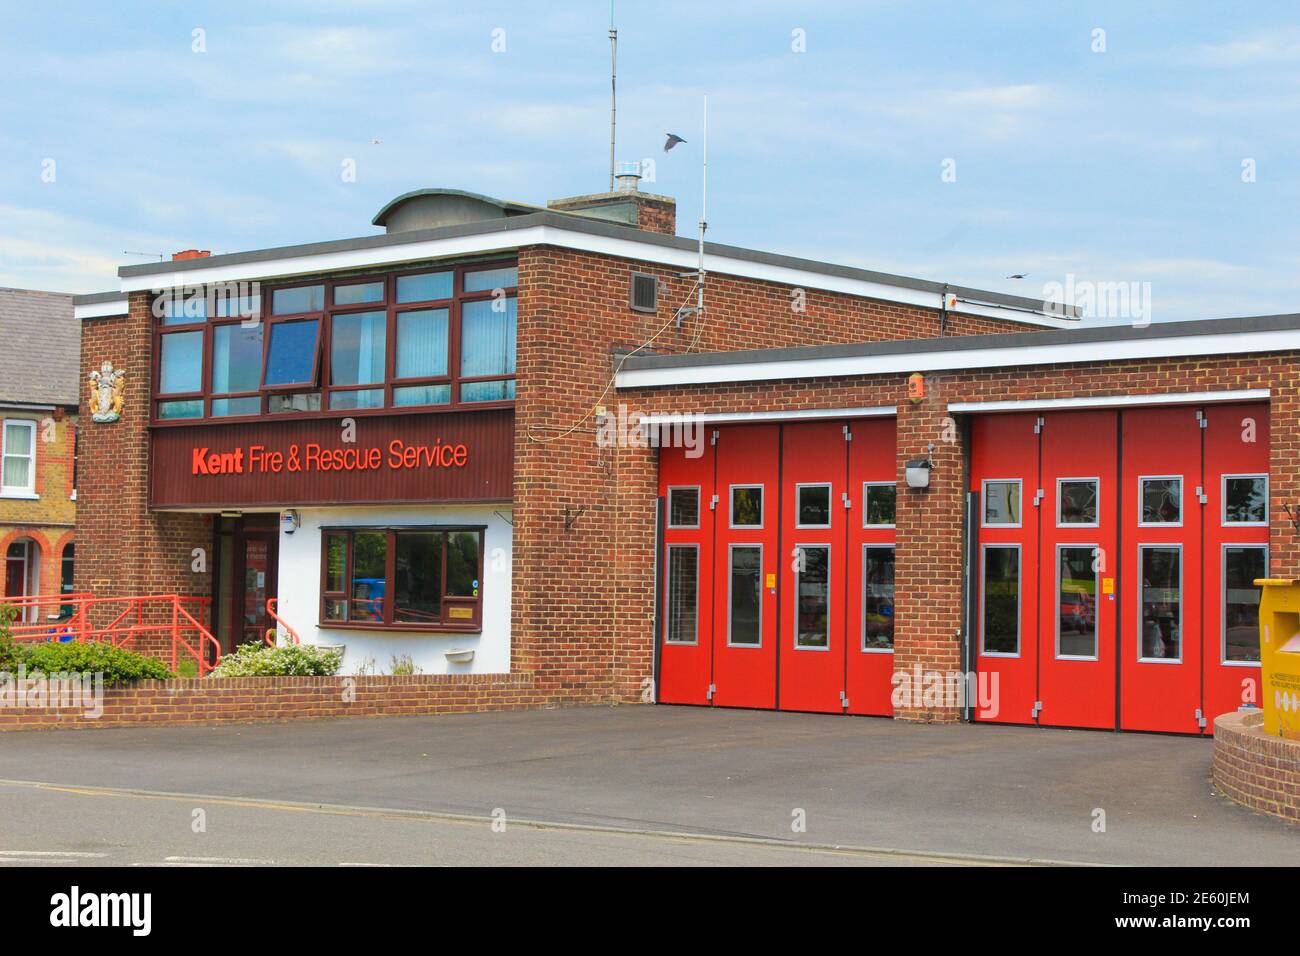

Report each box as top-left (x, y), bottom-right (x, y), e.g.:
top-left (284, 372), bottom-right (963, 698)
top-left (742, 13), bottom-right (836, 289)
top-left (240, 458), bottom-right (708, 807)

top-left (211, 642), bottom-right (343, 677)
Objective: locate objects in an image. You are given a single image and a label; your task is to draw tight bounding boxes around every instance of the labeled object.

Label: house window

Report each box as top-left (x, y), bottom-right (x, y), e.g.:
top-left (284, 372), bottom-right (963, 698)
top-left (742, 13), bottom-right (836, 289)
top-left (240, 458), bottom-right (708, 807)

top-left (320, 527), bottom-right (484, 631)
top-left (151, 260), bottom-right (518, 423)
top-left (1, 420), bottom-right (37, 496)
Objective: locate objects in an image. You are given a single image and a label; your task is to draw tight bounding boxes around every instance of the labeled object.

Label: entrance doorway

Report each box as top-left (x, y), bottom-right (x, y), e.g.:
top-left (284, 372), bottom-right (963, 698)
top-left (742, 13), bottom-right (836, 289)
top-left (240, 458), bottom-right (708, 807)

top-left (216, 515), bottom-right (279, 652)
top-left (4, 539), bottom-right (39, 623)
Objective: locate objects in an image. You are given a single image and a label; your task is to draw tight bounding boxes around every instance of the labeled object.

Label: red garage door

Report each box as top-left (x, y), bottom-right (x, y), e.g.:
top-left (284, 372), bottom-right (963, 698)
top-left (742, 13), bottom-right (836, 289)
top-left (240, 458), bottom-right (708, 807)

top-left (657, 417), bottom-right (897, 714)
top-left (972, 403), bottom-right (1266, 734)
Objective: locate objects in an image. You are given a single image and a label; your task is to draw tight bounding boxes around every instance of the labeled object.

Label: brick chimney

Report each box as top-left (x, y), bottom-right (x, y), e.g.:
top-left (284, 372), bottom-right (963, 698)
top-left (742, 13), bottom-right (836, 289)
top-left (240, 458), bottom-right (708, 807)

top-left (548, 162), bottom-right (676, 236)
top-left (172, 249), bottom-right (211, 261)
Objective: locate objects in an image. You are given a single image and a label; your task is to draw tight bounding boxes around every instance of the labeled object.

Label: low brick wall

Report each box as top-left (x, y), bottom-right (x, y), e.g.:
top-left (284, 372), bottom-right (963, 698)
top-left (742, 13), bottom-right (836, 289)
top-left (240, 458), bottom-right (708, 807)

top-left (1212, 710), bottom-right (1300, 823)
top-left (0, 672), bottom-right (561, 731)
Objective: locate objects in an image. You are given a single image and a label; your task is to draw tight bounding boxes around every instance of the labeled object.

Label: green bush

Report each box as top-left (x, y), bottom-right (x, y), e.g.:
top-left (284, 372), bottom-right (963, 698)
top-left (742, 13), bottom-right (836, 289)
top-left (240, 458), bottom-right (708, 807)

top-left (211, 642), bottom-right (343, 677)
top-left (21, 641), bottom-right (174, 685)
top-left (0, 604), bottom-right (20, 672)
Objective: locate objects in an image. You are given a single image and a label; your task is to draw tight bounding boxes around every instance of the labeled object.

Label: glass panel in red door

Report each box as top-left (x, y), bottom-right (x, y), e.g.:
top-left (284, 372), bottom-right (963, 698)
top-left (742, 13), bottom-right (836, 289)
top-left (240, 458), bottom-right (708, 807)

top-left (1120, 407), bottom-right (1203, 733)
top-left (712, 425), bottom-right (779, 708)
top-left (777, 421), bottom-right (848, 713)
top-left (970, 414), bottom-right (1040, 725)
top-left (1038, 410), bottom-right (1118, 729)
top-left (657, 438), bottom-right (715, 705)
top-left (845, 417), bottom-right (897, 716)
top-left (241, 537), bottom-right (273, 645)
top-left (1202, 403), bottom-right (1268, 727)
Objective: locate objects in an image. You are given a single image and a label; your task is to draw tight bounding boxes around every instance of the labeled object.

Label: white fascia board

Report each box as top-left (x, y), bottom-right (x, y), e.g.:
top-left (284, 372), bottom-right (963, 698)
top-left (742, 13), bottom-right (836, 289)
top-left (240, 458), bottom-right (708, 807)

top-left (948, 390), bottom-right (1270, 413)
top-left (116, 224), bottom-right (1072, 329)
top-left (639, 406), bottom-right (896, 426)
top-left (118, 227), bottom-right (551, 293)
top-left (615, 329), bottom-right (1300, 390)
top-left (74, 299), bottom-right (128, 319)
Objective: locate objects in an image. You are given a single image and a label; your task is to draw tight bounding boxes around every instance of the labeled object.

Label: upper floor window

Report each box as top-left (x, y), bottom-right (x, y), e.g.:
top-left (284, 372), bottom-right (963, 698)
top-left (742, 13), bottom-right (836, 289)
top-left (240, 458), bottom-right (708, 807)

top-left (1, 420), bottom-right (36, 496)
top-left (152, 261), bottom-right (518, 423)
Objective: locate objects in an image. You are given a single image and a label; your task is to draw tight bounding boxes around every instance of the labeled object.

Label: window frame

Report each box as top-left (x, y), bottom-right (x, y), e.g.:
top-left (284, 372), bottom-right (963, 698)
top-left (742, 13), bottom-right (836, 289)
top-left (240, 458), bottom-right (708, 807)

top-left (1137, 543), bottom-right (1183, 664)
top-left (728, 483), bottom-right (764, 529)
top-left (1054, 543), bottom-right (1100, 661)
top-left (0, 419), bottom-right (38, 497)
top-left (979, 542), bottom-right (1021, 658)
top-left (792, 543), bottom-right (832, 651)
top-left (795, 482), bottom-right (833, 530)
top-left (1221, 473), bottom-right (1268, 527)
top-left (862, 481), bottom-right (897, 529)
top-left (664, 543), bottom-right (700, 646)
top-left (317, 525), bottom-right (486, 633)
top-left (666, 485), bottom-right (701, 530)
top-left (726, 543), bottom-right (763, 648)
top-left (149, 259), bottom-right (518, 425)
top-left (861, 543), bottom-right (896, 653)
top-left (1221, 542), bottom-right (1268, 666)
top-left (1056, 476), bottom-right (1100, 529)
top-left (981, 479), bottom-right (1022, 529)
top-left (1138, 475), bottom-right (1183, 528)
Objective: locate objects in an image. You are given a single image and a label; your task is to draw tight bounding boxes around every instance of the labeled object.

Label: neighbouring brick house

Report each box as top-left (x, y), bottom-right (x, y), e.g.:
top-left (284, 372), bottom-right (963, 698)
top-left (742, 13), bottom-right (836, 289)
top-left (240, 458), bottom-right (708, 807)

top-left (0, 288), bottom-right (78, 620)
top-left (70, 173), bottom-right (1292, 733)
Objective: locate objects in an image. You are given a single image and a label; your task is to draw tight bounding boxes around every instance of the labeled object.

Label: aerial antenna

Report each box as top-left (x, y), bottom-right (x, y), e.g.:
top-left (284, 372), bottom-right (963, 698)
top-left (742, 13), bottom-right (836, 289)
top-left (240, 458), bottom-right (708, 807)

top-left (608, 2), bottom-right (618, 191)
top-left (123, 251), bottom-right (164, 260)
top-left (696, 94), bottom-right (708, 327)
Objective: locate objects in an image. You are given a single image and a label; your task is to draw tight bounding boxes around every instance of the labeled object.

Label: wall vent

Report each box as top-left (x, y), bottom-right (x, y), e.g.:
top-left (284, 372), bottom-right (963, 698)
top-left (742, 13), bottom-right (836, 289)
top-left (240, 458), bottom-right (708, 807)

top-left (630, 273), bottom-right (658, 313)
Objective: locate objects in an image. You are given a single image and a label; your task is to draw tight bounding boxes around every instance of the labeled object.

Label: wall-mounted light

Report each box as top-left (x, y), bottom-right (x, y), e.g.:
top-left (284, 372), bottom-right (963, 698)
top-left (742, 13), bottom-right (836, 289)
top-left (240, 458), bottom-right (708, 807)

top-left (906, 443), bottom-right (936, 489)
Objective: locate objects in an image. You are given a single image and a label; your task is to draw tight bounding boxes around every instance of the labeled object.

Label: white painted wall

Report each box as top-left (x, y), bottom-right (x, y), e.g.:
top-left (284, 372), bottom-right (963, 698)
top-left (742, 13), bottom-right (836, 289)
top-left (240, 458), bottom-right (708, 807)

top-left (275, 504), bottom-right (512, 675)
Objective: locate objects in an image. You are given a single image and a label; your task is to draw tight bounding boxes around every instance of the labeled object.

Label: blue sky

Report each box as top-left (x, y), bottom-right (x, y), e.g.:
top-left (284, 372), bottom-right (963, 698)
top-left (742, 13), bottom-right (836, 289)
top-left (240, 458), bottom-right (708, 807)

top-left (1, 1), bottom-right (1296, 323)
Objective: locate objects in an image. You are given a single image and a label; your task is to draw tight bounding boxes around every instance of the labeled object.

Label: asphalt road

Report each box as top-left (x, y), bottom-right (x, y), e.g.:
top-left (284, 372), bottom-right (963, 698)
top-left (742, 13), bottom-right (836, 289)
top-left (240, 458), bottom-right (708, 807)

top-left (0, 705), bottom-right (1293, 866)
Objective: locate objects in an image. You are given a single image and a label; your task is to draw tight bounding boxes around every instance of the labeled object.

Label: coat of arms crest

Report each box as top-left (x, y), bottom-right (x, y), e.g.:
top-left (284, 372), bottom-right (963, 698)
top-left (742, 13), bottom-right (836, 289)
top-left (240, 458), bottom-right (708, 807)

top-left (88, 361), bottom-right (126, 423)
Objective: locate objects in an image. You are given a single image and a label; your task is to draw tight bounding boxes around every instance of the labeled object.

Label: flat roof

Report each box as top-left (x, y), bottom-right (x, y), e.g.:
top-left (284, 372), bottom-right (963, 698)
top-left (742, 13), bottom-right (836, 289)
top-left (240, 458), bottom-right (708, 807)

top-left (107, 209), bottom-right (1076, 322)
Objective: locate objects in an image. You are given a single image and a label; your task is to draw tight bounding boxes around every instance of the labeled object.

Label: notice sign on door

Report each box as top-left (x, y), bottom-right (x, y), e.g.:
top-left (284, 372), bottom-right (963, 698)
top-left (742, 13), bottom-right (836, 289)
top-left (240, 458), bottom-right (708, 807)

top-left (765, 572), bottom-right (777, 589)
top-left (190, 440), bottom-right (470, 476)
top-left (1102, 577), bottom-right (1114, 595)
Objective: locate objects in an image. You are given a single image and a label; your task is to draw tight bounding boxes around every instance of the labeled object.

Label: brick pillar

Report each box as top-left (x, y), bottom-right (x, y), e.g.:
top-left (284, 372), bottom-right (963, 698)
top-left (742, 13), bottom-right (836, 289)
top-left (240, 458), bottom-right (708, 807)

top-left (893, 385), bottom-right (965, 722)
top-left (76, 291), bottom-right (212, 660)
top-left (1269, 382), bottom-right (1300, 578)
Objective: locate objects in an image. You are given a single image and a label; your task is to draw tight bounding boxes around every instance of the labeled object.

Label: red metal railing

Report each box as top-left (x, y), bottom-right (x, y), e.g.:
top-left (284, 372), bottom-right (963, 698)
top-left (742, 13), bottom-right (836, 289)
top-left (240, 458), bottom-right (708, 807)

top-left (264, 598), bottom-right (300, 646)
top-left (2, 593), bottom-right (221, 676)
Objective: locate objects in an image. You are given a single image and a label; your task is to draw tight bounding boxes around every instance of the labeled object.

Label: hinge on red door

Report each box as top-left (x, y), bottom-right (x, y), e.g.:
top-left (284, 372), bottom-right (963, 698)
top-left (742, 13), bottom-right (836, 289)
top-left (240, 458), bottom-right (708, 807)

top-left (1195, 708), bottom-right (1207, 729)
top-left (711, 429), bottom-right (720, 445)
top-left (839, 690), bottom-right (850, 709)
top-left (1033, 488), bottom-right (1044, 507)
top-left (709, 494), bottom-right (719, 511)
top-left (1196, 410), bottom-right (1208, 429)
top-left (1033, 416), bottom-right (1045, 434)
top-left (707, 684), bottom-right (716, 701)
top-left (843, 424), bottom-right (852, 441)
top-left (842, 491), bottom-right (852, 510)
top-left (1031, 700), bottom-right (1043, 719)
top-left (1196, 486), bottom-right (1208, 505)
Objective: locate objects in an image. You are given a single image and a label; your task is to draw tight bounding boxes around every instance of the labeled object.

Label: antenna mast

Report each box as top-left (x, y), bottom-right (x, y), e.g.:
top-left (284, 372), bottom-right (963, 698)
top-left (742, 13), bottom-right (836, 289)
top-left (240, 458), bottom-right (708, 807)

top-left (697, 94), bottom-right (708, 322)
top-left (608, 3), bottom-right (617, 192)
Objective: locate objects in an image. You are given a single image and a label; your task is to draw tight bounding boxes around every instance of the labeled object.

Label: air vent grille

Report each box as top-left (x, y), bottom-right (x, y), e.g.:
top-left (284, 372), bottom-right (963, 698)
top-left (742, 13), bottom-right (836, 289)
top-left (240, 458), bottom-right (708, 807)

top-left (630, 273), bottom-right (658, 313)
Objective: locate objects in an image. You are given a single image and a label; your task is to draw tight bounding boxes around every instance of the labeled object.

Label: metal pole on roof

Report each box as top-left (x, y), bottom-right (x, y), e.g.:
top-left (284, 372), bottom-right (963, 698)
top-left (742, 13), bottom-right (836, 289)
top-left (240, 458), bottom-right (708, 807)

top-left (609, 3), bottom-right (618, 192)
top-left (697, 94), bottom-right (707, 320)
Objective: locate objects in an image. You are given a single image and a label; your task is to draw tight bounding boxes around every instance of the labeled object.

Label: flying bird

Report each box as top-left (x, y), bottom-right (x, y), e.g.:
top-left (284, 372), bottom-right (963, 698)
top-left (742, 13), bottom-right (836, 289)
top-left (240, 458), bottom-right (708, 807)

top-left (664, 133), bottom-right (687, 152)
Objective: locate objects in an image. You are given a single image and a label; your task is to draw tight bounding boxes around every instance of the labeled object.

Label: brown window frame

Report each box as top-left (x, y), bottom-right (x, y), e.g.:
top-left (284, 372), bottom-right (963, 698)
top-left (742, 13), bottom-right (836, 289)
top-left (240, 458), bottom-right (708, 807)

top-left (319, 525), bottom-right (485, 633)
top-left (149, 259), bottom-right (517, 426)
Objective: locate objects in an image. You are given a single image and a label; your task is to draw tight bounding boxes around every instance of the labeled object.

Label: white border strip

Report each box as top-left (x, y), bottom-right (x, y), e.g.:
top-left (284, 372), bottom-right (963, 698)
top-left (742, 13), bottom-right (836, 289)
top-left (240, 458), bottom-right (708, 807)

top-left (616, 329), bottom-right (1300, 389)
top-left (948, 390), bottom-right (1269, 413)
top-left (639, 405), bottom-right (896, 426)
top-left (74, 299), bottom-right (128, 319)
top-left (114, 224), bottom-right (1074, 330)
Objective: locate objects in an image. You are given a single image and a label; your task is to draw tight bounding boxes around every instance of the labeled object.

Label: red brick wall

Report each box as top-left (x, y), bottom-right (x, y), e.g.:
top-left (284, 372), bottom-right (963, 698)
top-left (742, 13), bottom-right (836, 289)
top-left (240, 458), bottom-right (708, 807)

top-left (0, 672), bottom-right (543, 731)
top-left (75, 295), bottom-right (212, 638)
top-left (1212, 709), bottom-right (1300, 822)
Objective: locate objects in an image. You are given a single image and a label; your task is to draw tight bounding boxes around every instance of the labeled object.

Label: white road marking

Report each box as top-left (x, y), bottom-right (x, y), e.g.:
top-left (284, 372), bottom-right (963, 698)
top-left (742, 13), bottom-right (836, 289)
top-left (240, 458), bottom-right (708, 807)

top-left (0, 850), bottom-right (107, 858)
top-left (163, 855), bottom-right (276, 865)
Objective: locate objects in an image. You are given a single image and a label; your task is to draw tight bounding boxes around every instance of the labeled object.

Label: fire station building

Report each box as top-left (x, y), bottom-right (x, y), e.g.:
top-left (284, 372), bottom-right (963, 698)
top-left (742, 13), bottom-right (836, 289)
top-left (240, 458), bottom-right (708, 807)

top-left (71, 179), bottom-right (1297, 733)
